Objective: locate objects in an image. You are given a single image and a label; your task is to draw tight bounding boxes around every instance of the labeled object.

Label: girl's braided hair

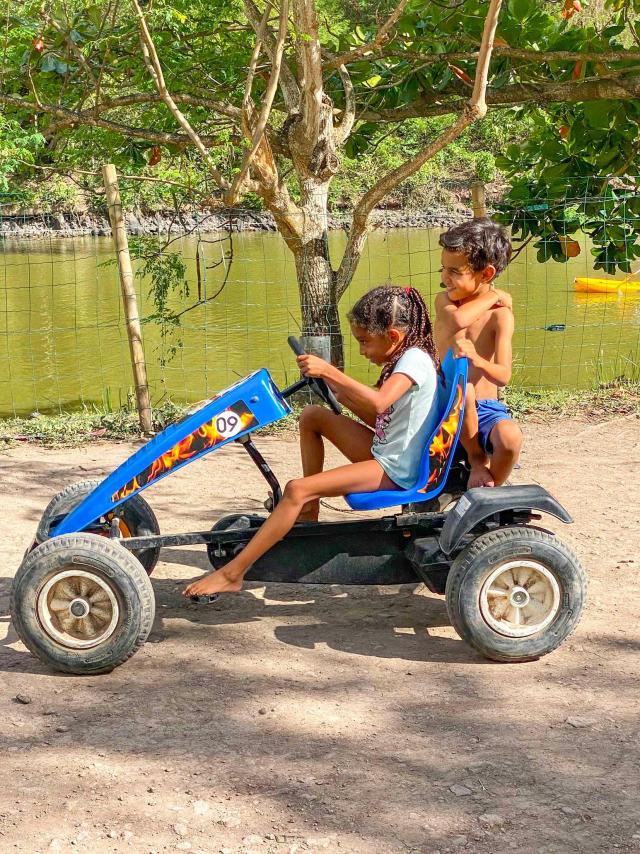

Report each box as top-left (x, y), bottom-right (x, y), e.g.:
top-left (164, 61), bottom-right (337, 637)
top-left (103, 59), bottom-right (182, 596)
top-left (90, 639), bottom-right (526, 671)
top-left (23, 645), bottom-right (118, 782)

top-left (347, 285), bottom-right (439, 387)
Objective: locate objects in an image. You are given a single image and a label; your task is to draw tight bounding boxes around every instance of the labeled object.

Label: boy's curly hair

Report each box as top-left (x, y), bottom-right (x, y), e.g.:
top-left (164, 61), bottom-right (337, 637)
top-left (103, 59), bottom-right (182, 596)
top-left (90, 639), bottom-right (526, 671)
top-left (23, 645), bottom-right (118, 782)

top-left (347, 285), bottom-right (439, 386)
top-left (439, 219), bottom-right (512, 276)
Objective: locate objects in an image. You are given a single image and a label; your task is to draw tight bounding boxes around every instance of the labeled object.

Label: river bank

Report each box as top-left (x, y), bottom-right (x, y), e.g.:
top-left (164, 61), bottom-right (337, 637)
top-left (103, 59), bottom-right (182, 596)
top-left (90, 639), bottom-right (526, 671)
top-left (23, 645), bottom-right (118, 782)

top-left (0, 206), bottom-right (468, 240)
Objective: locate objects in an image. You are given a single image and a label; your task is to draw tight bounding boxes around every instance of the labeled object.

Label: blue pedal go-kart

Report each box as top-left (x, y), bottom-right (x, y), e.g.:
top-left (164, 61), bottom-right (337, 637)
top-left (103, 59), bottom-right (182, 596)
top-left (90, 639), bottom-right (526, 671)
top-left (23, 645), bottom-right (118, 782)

top-left (11, 337), bottom-right (586, 675)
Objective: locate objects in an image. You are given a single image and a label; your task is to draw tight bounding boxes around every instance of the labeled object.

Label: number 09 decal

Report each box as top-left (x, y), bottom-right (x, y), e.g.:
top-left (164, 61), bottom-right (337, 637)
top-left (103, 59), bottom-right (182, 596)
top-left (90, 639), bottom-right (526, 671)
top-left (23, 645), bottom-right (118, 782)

top-left (215, 410), bottom-right (242, 438)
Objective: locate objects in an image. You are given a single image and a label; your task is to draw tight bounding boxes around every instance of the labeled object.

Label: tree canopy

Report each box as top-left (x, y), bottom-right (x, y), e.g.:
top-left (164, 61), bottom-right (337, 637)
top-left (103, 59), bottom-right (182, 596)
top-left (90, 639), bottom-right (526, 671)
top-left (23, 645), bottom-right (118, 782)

top-left (2, 0), bottom-right (640, 286)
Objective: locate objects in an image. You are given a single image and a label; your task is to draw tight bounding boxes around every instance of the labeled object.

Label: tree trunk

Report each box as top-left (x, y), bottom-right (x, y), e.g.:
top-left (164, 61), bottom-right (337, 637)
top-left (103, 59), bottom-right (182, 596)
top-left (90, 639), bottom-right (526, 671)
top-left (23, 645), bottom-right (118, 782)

top-left (292, 179), bottom-right (344, 368)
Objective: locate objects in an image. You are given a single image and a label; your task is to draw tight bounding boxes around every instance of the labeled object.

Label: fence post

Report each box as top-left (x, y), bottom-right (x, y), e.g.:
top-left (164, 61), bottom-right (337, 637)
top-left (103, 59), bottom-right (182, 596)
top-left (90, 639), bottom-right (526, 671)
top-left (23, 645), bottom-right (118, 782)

top-left (470, 180), bottom-right (487, 218)
top-left (102, 163), bottom-right (153, 434)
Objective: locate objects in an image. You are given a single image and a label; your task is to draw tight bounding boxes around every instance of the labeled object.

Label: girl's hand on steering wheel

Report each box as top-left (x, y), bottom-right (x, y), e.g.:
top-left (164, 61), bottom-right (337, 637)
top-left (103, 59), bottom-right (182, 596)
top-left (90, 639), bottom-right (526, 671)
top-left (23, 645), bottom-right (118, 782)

top-left (297, 353), bottom-right (330, 379)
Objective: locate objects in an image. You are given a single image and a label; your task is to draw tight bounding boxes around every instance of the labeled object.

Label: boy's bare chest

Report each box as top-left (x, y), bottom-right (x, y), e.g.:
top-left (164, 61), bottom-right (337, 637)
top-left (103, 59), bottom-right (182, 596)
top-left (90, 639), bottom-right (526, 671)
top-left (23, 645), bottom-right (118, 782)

top-left (465, 315), bottom-right (496, 356)
top-left (436, 312), bottom-right (496, 358)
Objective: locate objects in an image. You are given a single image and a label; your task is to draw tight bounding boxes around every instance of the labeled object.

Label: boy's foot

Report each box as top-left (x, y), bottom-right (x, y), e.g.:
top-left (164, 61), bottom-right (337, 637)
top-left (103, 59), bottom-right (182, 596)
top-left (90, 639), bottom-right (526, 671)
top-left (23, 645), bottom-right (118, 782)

top-left (295, 509), bottom-right (319, 523)
top-left (295, 498), bottom-right (319, 523)
top-left (468, 463), bottom-right (495, 488)
top-left (183, 567), bottom-right (243, 598)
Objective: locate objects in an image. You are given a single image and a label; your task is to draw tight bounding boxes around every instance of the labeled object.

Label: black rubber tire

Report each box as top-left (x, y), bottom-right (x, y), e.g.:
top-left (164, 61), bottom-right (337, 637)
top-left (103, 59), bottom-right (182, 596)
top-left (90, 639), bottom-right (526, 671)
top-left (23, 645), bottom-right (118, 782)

top-left (445, 525), bottom-right (587, 663)
top-left (36, 480), bottom-right (161, 575)
top-left (11, 533), bottom-right (155, 675)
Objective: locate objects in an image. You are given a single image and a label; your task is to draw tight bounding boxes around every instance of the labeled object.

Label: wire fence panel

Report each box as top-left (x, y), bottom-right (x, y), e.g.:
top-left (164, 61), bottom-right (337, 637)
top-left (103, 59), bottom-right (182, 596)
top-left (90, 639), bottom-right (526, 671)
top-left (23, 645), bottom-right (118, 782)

top-left (1, 182), bottom-right (639, 418)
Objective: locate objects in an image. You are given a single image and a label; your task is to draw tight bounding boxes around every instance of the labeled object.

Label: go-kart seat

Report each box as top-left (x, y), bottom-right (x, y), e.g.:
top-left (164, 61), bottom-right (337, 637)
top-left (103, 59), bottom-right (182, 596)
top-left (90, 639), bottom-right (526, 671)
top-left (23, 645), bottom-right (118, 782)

top-left (345, 349), bottom-right (468, 511)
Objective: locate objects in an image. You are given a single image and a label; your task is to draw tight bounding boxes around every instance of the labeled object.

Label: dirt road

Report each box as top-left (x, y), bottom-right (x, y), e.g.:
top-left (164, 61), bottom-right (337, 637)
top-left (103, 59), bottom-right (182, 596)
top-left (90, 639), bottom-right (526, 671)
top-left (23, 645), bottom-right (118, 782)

top-left (1, 415), bottom-right (639, 854)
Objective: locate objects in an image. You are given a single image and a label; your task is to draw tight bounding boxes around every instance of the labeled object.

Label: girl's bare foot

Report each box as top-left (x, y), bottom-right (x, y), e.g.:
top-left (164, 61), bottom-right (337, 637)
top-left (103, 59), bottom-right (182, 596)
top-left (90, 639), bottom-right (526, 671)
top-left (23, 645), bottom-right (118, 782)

top-left (468, 463), bottom-right (495, 488)
top-left (183, 567), bottom-right (243, 597)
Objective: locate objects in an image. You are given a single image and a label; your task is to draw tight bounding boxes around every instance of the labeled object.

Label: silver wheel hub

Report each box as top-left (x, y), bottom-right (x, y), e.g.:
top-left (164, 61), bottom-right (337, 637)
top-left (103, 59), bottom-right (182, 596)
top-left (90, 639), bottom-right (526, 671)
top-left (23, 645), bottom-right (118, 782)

top-left (479, 560), bottom-right (561, 639)
top-left (69, 598), bottom-right (90, 618)
top-left (36, 569), bottom-right (120, 650)
top-left (509, 586), bottom-right (530, 607)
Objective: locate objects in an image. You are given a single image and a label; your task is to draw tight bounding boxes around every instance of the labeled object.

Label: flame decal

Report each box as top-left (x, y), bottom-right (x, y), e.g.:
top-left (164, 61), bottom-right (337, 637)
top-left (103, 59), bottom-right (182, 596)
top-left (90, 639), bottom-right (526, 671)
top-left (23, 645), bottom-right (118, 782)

top-left (418, 382), bottom-right (464, 492)
top-left (112, 401), bottom-right (257, 502)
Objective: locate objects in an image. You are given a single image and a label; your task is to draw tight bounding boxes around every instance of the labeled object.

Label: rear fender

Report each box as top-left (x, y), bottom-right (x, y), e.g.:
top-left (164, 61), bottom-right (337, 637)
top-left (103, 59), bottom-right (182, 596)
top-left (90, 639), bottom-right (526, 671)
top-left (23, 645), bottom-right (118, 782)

top-left (439, 484), bottom-right (572, 555)
top-left (53, 369), bottom-right (289, 536)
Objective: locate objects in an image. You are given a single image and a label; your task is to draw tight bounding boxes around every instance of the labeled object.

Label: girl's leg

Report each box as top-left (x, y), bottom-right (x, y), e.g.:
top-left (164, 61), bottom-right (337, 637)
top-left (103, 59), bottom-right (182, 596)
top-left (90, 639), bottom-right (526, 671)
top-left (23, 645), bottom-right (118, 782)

top-left (183, 460), bottom-right (396, 597)
top-left (297, 405), bottom-right (374, 521)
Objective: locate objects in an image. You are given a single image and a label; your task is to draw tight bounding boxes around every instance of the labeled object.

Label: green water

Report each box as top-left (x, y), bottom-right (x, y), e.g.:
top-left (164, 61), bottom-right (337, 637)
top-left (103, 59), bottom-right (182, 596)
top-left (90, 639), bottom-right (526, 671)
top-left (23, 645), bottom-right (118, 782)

top-left (1, 228), bottom-right (639, 416)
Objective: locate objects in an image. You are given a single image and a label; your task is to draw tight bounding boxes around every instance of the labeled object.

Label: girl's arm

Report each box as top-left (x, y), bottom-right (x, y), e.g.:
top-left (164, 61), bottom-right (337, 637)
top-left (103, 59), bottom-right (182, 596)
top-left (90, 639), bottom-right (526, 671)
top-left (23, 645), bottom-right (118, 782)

top-left (297, 355), bottom-right (414, 417)
top-left (328, 384), bottom-right (377, 427)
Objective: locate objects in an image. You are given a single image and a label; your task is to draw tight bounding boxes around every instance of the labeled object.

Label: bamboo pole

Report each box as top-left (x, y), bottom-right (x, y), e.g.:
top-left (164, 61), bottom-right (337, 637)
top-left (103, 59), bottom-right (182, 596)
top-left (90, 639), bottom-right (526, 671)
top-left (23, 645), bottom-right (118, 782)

top-left (470, 180), bottom-right (487, 218)
top-left (102, 163), bottom-right (153, 434)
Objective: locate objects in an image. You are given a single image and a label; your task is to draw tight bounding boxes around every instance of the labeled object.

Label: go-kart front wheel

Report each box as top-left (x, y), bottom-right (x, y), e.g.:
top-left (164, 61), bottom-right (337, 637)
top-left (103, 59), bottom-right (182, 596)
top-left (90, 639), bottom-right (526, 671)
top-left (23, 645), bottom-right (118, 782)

top-left (445, 526), bottom-right (586, 663)
top-left (11, 533), bottom-right (155, 675)
top-left (36, 479), bottom-right (161, 574)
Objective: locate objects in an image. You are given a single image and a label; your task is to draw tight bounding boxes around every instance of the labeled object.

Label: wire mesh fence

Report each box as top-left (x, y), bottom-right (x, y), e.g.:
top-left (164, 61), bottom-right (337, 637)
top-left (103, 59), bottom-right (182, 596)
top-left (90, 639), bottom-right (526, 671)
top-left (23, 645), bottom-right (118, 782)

top-left (1, 178), bottom-right (639, 419)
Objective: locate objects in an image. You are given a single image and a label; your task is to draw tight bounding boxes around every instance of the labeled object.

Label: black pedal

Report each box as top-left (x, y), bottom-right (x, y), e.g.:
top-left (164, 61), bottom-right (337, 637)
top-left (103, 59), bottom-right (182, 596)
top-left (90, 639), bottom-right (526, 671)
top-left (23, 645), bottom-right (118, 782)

top-left (190, 594), bottom-right (220, 604)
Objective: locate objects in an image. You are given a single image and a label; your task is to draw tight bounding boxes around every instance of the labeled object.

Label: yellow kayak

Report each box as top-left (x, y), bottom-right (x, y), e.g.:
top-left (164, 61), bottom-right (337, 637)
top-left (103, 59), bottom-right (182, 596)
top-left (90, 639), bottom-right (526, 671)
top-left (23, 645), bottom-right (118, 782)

top-left (574, 276), bottom-right (640, 294)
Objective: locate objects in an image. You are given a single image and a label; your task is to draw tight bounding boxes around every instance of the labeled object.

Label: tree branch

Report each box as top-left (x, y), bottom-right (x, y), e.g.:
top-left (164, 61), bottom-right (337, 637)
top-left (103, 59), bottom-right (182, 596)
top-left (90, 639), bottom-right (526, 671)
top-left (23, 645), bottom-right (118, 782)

top-left (0, 93), bottom-right (230, 147)
top-left (132, 0), bottom-right (230, 190)
top-left (335, 113), bottom-right (473, 297)
top-left (469, 0), bottom-right (503, 114)
top-left (244, 0), bottom-right (300, 110)
top-left (226, 0), bottom-right (288, 204)
top-left (326, 0), bottom-right (411, 70)
top-left (336, 0), bottom-right (503, 298)
top-left (14, 158), bottom-right (197, 190)
top-left (293, 0), bottom-right (324, 146)
top-left (358, 74), bottom-right (640, 122)
top-left (354, 46), bottom-right (640, 68)
top-left (333, 63), bottom-right (356, 145)
top-left (94, 92), bottom-right (243, 121)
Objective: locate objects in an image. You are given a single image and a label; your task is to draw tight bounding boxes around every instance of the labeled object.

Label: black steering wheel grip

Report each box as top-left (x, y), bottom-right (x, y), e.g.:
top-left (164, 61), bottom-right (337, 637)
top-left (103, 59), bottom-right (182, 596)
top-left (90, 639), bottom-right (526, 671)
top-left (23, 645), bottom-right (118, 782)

top-left (287, 336), bottom-right (342, 415)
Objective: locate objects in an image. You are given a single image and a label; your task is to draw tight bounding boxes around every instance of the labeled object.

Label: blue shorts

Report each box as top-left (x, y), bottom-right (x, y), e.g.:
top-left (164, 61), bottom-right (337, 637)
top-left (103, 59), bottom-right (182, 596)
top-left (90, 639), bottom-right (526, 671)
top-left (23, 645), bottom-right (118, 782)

top-left (476, 399), bottom-right (512, 454)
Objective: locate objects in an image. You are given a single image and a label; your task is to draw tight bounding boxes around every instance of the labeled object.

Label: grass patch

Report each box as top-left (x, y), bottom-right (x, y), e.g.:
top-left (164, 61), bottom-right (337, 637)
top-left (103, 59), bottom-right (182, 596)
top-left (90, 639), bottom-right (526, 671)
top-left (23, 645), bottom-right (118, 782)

top-left (1, 384), bottom-right (637, 449)
top-left (504, 380), bottom-right (640, 420)
top-left (0, 399), bottom-right (305, 449)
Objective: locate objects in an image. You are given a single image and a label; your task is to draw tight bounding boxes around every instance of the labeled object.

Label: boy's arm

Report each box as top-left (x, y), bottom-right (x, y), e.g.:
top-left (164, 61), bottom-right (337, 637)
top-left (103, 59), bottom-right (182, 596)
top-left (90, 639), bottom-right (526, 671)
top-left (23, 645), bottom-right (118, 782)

top-left (454, 308), bottom-right (513, 387)
top-left (436, 289), bottom-right (511, 332)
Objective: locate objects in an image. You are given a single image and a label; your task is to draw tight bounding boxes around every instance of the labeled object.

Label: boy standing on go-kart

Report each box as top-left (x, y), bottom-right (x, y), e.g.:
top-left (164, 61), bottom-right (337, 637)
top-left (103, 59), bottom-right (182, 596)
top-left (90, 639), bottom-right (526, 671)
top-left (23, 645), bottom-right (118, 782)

top-left (434, 219), bottom-right (522, 489)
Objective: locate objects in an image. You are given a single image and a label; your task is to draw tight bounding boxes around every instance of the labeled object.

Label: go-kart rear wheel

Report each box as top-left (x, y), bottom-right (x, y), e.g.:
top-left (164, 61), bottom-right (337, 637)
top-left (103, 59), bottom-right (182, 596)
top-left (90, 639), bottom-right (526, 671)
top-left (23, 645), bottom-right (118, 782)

top-left (445, 525), bottom-right (586, 663)
top-left (206, 514), bottom-right (260, 569)
top-left (36, 480), bottom-right (161, 575)
top-left (11, 533), bottom-right (155, 675)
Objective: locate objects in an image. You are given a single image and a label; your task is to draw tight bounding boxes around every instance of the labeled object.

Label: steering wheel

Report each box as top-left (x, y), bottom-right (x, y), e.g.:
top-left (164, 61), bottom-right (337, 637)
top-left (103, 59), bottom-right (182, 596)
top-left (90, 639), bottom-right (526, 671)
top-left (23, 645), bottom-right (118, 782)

top-left (287, 336), bottom-right (342, 415)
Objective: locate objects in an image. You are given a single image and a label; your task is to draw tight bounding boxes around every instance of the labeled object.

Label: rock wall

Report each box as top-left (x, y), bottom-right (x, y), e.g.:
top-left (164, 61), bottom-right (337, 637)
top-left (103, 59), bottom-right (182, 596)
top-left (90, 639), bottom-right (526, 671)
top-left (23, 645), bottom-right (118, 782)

top-left (0, 206), bottom-right (469, 240)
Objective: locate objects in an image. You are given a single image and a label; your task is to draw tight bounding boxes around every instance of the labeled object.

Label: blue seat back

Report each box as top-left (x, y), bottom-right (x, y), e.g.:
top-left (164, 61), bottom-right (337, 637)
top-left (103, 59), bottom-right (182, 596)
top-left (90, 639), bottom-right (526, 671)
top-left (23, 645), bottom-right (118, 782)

top-left (344, 349), bottom-right (467, 511)
top-left (413, 349), bottom-right (467, 495)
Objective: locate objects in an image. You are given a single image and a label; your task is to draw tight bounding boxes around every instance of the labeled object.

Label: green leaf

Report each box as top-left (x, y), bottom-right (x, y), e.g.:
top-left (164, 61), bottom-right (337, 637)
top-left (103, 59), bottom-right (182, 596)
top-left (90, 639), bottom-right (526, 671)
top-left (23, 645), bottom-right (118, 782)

top-left (508, 0), bottom-right (533, 21)
top-left (601, 24), bottom-right (625, 38)
top-left (40, 54), bottom-right (58, 72)
top-left (582, 100), bottom-right (614, 130)
top-left (505, 143), bottom-right (521, 162)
